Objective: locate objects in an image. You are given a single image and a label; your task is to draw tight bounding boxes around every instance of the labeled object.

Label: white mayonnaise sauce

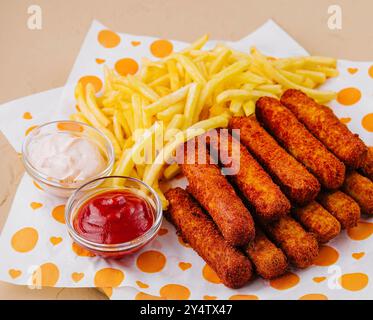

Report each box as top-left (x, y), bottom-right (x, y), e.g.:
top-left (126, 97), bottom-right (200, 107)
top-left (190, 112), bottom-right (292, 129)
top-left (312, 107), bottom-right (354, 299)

top-left (27, 132), bottom-right (106, 183)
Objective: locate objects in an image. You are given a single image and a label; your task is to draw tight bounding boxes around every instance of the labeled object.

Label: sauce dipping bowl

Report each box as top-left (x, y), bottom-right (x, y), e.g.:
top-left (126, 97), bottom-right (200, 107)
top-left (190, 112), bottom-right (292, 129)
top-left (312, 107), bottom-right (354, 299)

top-left (22, 120), bottom-right (114, 198)
top-left (65, 176), bottom-right (163, 259)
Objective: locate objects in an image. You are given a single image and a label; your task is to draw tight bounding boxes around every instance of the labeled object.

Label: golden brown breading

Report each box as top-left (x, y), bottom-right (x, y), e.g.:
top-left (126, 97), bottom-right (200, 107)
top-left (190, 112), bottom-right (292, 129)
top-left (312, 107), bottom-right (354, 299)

top-left (256, 97), bottom-right (345, 190)
top-left (281, 89), bottom-right (367, 168)
top-left (245, 228), bottom-right (288, 279)
top-left (317, 190), bottom-right (360, 229)
top-left (180, 142), bottom-right (255, 246)
top-left (263, 215), bottom-right (319, 269)
top-left (360, 146), bottom-right (373, 181)
top-left (343, 171), bottom-right (373, 215)
top-left (165, 187), bottom-right (253, 289)
top-left (293, 201), bottom-right (341, 243)
top-left (229, 116), bottom-right (320, 205)
top-left (204, 129), bottom-right (290, 222)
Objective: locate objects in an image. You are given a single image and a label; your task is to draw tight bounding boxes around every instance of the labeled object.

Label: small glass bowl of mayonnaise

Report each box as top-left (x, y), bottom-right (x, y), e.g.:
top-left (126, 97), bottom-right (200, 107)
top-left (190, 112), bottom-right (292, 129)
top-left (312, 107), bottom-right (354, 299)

top-left (22, 120), bottom-right (115, 198)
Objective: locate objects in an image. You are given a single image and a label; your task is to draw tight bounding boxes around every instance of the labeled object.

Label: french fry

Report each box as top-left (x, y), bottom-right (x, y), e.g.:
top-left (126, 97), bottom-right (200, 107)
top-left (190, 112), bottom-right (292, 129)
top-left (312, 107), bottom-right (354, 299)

top-left (183, 83), bottom-right (201, 129)
top-left (181, 34), bottom-right (209, 52)
top-left (229, 99), bottom-right (242, 114)
top-left (102, 107), bottom-right (115, 116)
top-left (163, 163), bottom-right (181, 180)
top-left (131, 94), bottom-right (144, 129)
top-left (75, 83), bottom-right (102, 128)
top-left (156, 102), bottom-right (184, 122)
top-left (251, 47), bottom-right (336, 103)
top-left (69, 112), bottom-right (89, 124)
top-left (126, 75), bottom-right (160, 102)
top-left (144, 115), bottom-right (227, 187)
top-left (148, 74), bottom-right (170, 88)
top-left (173, 54), bottom-right (206, 84)
top-left (85, 84), bottom-right (111, 127)
top-left (166, 60), bottom-right (180, 91)
top-left (216, 89), bottom-right (249, 104)
top-left (165, 114), bottom-right (185, 141)
top-left (113, 110), bottom-right (125, 148)
top-left (208, 47), bottom-right (231, 75)
top-left (243, 100), bottom-right (255, 116)
top-left (295, 70), bottom-right (326, 83)
top-left (144, 85), bottom-right (190, 115)
top-left (278, 69), bottom-right (305, 85)
top-left (114, 122), bottom-right (161, 176)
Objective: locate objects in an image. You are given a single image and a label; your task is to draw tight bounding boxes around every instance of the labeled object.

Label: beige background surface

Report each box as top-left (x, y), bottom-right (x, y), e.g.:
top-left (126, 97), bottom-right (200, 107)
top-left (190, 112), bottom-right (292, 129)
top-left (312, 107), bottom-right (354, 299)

top-left (0, 0), bottom-right (372, 300)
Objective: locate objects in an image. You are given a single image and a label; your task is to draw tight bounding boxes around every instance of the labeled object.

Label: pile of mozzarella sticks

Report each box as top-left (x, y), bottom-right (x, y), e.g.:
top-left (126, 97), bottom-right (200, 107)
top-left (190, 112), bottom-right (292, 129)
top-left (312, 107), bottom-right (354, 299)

top-left (165, 89), bottom-right (373, 288)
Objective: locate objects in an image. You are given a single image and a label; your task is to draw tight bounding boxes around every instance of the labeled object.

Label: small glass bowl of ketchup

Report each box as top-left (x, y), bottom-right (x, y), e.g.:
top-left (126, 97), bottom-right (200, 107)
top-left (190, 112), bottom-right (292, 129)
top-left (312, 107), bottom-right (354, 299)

top-left (65, 176), bottom-right (162, 259)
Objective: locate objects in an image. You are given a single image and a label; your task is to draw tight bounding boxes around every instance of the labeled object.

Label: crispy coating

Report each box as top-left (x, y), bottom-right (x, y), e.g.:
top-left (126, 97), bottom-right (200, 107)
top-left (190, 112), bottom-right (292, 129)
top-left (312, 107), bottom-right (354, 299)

top-left (263, 215), bottom-right (319, 268)
top-left (165, 188), bottom-right (253, 288)
top-left (281, 89), bottom-right (367, 168)
top-left (180, 142), bottom-right (255, 246)
top-left (245, 228), bottom-right (288, 279)
top-left (360, 146), bottom-right (373, 181)
top-left (229, 116), bottom-right (320, 205)
top-left (256, 97), bottom-right (345, 189)
top-left (317, 190), bottom-right (360, 229)
top-left (204, 129), bottom-right (290, 222)
top-left (293, 201), bottom-right (341, 243)
top-left (343, 171), bottom-right (373, 215)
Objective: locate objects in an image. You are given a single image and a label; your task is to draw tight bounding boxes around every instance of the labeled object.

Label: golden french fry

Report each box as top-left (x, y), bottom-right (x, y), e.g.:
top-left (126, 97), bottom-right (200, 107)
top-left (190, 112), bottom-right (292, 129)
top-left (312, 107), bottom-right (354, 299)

top-left (208, 47), bottom-right (231, 75)
top-left (295, 70), bottom-right (326, 83)
top-left (173, 54), bottom-right (206, 84)
top-left (131, 94), bottom-right (143, 129)
top-left (165, 114), bottom-right (185, 141)
top-left (144, 85), bottom-right (190, 115)
top-left (229, 99), bottom-right (242, 114)
top-left (70, 112), bottom-right (89, 124)
top-left (114, 122), bottom-right (161, 176)
top-left (181, 34), bottom-right (209, 52)
top-left (166, 60), bottom-right (180, 91)
top-left (251, 48), bottom-right (336, 102)
top-left (243, 100), bottom-right (255, 116)
top-left (216, 89), bottom-right (249, 104)
top-left (183, 83), bottom-right (201, 129)
top-left (126, 75), bottom-right (160, 102)
top-left (156, 102), bottom-right (184, 122)
top-left (85, 84), bottom-right (111, 127)
top-left (163, 163), bottom-right (181, 180)
top-left (113, 110), bottom-right (125, 148)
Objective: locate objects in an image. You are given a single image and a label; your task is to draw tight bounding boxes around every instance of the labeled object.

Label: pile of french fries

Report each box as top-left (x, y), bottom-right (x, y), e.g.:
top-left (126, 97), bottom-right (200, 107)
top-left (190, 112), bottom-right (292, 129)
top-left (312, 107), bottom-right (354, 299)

top-left (71, 35), bottom-right (339, 209)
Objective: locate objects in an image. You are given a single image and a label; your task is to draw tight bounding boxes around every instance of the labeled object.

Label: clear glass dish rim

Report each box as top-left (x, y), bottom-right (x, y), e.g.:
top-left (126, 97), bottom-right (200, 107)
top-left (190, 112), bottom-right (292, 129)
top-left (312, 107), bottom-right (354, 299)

top-left (21, 120), bottom-right (115, 189)
top-left (65, 175), bottom-right (163, 253)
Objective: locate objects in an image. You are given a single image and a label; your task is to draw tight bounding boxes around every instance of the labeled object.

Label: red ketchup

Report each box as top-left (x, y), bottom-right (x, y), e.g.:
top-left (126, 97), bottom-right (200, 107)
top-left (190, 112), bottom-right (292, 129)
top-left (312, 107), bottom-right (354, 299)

top-left (73, 190), bottom-right (154, 245)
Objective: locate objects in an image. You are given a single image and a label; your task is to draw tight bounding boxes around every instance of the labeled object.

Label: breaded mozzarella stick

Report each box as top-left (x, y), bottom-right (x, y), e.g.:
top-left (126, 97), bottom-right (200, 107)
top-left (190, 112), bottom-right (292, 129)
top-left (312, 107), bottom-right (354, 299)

top-left (205, 129), bottom-right (290, 222)
top-left (263, 215), bottom-right (319, 269)
top-left (180, 143), bottom-right (255, 246)
top-left (343, 171), bottom-right (373, 215)
top-left (229, 116), bottom-right (320, 205)
top-left (293, 201), bottom-right (341, 243)
top-left (165, 188), bottom-right (253, 288)
top-left (281, 89), bottom-right (367, 168)
top-left (256, 97), bottom-right (345, 189)
top-left (317, 190), bottom-right (360, 229)
top-left (245, 228), bottom-right (288, 279)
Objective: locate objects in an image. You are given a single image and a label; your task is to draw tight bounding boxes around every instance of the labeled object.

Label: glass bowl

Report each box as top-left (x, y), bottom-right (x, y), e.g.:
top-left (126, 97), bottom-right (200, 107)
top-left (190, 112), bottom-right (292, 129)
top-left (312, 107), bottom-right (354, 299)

top-left (22, 120), bottom-right (114, 198)
top-left (65, 176), bottom-right (163, 259)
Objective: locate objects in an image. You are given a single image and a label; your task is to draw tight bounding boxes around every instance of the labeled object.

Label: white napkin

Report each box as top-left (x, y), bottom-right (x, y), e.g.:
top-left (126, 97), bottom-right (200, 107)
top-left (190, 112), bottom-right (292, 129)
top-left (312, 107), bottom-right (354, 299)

top-left (0, 20), bottom-right (372, 300)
